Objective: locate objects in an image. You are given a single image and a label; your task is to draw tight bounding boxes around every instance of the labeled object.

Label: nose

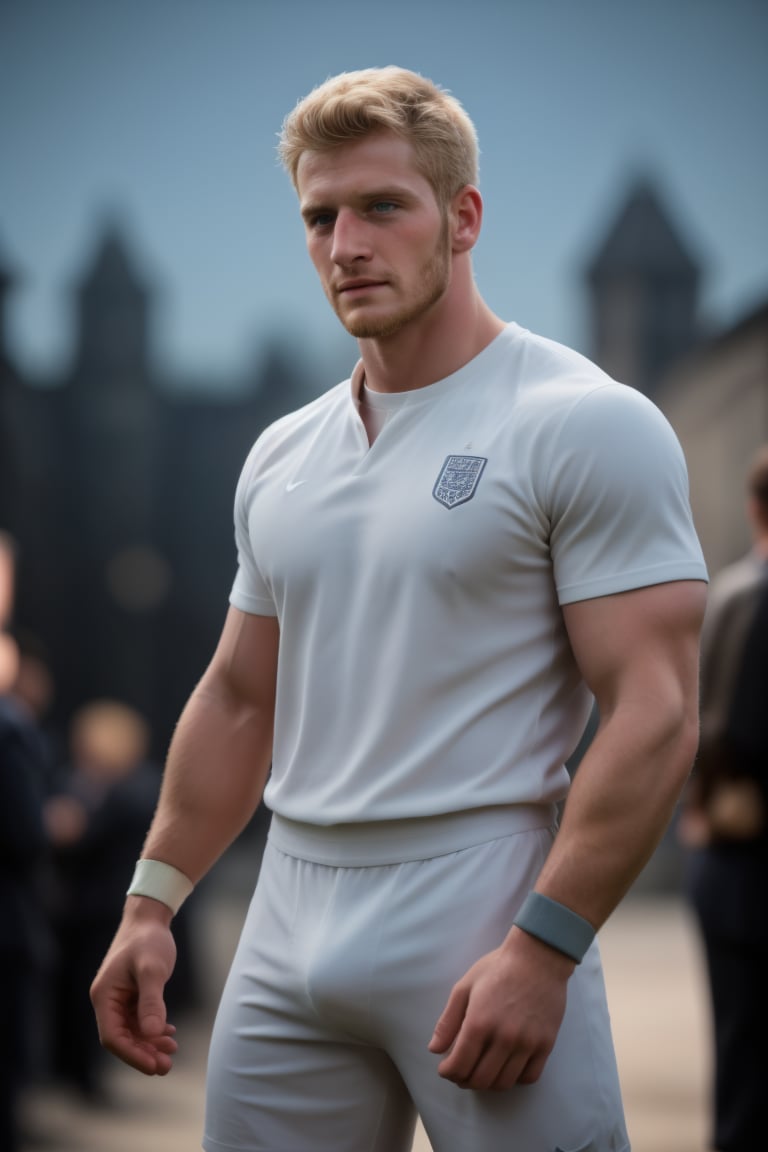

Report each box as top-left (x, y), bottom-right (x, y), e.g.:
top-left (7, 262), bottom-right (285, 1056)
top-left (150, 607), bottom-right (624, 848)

top-left (330, 208), bottom-right (371, 266)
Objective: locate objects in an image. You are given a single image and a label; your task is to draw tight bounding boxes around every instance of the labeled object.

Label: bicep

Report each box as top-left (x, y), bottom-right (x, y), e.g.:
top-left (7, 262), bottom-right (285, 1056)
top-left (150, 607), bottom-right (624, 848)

top-left (201, 606), bottom-right (280, 714)
top-left (562, 580), bottom-right (707, 718)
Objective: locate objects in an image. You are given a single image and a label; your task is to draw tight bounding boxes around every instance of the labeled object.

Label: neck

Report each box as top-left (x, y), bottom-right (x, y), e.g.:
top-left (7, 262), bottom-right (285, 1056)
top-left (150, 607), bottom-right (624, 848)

top-left (358, 262), bottom-right (505, 394)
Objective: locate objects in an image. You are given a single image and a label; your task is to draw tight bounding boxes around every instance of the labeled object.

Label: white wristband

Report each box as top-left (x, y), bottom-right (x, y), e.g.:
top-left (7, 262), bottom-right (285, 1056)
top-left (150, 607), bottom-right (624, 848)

top-left (127, 859), bottom-right (194, 916)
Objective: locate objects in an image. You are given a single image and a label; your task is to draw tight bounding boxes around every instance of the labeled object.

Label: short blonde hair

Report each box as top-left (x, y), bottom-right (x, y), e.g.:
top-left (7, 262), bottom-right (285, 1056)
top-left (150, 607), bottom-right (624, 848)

top-left (278, 66), bottom-right (479, 208)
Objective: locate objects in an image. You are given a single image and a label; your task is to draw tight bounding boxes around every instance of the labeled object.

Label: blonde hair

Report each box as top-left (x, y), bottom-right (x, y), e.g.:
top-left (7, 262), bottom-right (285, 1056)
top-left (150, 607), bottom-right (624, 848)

top-left (278, 66), bottom-right (479, 208)
top-left (70, 699), bottom-right (150, 776)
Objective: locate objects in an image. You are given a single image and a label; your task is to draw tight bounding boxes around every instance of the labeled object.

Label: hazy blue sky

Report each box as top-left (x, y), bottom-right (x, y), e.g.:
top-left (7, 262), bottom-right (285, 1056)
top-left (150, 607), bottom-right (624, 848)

top-left (1, 0), bottom-right (766, 385)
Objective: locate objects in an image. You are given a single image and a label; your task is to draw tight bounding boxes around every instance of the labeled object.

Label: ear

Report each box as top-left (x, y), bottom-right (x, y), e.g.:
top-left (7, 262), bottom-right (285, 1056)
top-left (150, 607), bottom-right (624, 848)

top-left (449, 185), bottom-right (483, 254)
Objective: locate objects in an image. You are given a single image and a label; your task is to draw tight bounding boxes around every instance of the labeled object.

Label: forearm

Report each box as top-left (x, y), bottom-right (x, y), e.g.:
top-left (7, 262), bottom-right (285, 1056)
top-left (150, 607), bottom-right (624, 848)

top-left (531, 696), bottom-right (699, 931)
top-left (140, 678), bottom-right (273, 885)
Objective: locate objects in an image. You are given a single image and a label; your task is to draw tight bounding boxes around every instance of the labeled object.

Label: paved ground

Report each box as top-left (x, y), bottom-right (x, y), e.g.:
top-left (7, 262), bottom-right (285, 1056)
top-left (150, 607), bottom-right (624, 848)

top-left (20, 893), bottom-right (713, 1152)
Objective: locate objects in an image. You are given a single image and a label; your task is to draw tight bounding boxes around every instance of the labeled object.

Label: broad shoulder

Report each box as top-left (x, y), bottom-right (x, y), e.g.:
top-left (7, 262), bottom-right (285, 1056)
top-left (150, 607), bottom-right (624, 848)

top-left (236, 378), bottom-right (349, 482)
top-left (508, 326), bottom-right (664, 436)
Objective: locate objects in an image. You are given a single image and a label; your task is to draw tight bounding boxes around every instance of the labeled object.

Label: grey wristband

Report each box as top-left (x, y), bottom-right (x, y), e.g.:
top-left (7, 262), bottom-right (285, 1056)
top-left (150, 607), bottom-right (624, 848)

top-left (513, 892), bottom-right (595, 964)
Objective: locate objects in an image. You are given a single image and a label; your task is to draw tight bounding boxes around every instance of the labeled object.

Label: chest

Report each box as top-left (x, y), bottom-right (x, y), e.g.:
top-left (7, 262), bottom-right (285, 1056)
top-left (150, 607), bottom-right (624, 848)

top-left (246, 398), bottom-right (552, 607)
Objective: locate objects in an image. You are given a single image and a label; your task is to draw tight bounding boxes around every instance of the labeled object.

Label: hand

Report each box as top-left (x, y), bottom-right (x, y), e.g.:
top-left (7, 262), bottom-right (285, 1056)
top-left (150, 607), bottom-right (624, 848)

top-left (428, 928), bottom-right (574, 1091)
top-left (90, 898), bottom-right (179, 1076)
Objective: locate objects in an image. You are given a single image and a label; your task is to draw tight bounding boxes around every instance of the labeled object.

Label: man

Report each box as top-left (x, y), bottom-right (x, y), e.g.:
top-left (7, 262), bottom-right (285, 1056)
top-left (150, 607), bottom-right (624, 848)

top-left (91, 67), bottom-right (708, 1152)
top-left (681, 445), bottom-right (768, 1152)
top-left (45, 700), bottom-right (162, 1101)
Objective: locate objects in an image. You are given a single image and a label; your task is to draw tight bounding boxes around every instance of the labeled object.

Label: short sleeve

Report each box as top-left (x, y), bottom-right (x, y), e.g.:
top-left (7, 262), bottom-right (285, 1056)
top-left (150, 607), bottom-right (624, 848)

top-left (228, 447), bottom-right (278, 617)
top-left (546, 383), bottom-right (708, 604)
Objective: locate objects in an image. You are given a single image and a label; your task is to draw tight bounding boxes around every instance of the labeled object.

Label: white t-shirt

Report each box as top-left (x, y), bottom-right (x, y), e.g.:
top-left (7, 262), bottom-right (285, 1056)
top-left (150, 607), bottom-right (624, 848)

top-left (230, 323), bottom-right (707, 824)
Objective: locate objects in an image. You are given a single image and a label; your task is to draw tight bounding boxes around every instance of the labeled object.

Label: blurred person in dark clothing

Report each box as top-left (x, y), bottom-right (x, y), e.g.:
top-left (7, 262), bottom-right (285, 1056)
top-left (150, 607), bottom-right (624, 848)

top-left (680, 445), bottom-right (768, 1152)
top-left (0, 630), bottom-right (48, 1152)
top-left (9, 629), bottom-right (61, 788)
top-left (45, 699), bottom-right (162, 1101)
top-left (0, 530), bottom-right (15, 627)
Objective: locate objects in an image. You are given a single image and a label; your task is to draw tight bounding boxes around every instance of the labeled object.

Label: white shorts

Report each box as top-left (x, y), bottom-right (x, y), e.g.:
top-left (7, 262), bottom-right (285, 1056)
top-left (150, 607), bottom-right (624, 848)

top-left (203, 807), bottom-right (629, 1152)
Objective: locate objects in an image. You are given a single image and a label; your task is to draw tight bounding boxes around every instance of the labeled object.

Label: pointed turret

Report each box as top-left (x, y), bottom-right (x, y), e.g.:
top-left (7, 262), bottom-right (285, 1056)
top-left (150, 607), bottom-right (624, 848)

top-left (586, 179), bottom-right (702, 393)
top-left (72, 218), bottom-right (153, 385)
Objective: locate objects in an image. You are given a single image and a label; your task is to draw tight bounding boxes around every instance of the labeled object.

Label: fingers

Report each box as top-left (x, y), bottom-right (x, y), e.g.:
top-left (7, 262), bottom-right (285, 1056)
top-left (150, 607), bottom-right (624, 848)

top-left (433, 1008), bottom-right (508, 1088)
top-left (428, 938), bottom-right (568, 1092)
top-left (429, 982), bottom-right (531, 1090)
top-left (445, 1045), bottom-right (525, 1092)
top-left (91, 973), bottom-right (178, 1076)
top-left (429, 980), bottom-right (553, 1090)
top-left (137, 981), bottom-right (169, 1041)
top-left (435, 1023), bottom-right (547, 1091)
top-left (428, 982), bottom-right (469, 1054)
top-left (105, 1025), bottom-right (178, 1077)
top-left (90, 916), bottom-right (180, 1075)
top-left (94, 983), bottom-right (178, 1075)
top-left (103, 1013), bottom-right (178, 1076)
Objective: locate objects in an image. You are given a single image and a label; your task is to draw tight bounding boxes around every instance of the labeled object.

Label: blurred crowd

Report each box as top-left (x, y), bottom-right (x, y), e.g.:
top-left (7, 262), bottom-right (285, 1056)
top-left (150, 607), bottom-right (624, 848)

top-left (0, 531), bottom-right (200, 1152)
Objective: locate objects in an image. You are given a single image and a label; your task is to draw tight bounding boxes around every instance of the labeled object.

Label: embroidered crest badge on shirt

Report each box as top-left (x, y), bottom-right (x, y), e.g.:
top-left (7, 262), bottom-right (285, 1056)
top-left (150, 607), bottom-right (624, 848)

top-left (432, 455), bottom-right (488, 509)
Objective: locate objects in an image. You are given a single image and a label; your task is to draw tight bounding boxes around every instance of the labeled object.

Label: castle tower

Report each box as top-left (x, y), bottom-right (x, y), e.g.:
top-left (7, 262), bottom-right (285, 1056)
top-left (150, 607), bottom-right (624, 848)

top-left (73, 220), bottom-right (152, 385)
top-left (587, 179), bottom-right (701, 395)
top-left (67, 220), bottom-right (157, 542)
top-left (58, 220), bottom-right (165, 721)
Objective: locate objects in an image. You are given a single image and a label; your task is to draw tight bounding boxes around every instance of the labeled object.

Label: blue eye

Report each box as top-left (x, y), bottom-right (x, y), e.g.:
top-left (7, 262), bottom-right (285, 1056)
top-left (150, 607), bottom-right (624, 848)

top-left (372, 201), bottom-right (397, 214)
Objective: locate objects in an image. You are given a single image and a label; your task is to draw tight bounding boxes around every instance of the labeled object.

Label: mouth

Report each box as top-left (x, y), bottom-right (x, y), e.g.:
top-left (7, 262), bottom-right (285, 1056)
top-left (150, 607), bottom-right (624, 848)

top-left (336, 279), bottom-right (387, 296)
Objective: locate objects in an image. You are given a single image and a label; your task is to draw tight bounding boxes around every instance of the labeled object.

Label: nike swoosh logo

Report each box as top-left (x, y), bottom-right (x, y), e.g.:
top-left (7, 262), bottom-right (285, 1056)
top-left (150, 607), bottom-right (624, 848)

top-left (286, 480), bottom-right (308, 492)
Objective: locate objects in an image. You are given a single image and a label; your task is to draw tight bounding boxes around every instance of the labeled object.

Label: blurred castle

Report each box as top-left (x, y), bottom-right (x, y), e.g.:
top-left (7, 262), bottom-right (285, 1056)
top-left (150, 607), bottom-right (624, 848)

top-left (1, 177), bottom-right (767, 760)
top-left (0, 224), bottom-right (319, 754)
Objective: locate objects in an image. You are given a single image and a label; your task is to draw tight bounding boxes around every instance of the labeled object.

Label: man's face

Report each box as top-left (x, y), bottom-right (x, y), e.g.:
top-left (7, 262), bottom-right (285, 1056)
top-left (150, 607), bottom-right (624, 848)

top-left (297, 131), bottom-right (451, 339)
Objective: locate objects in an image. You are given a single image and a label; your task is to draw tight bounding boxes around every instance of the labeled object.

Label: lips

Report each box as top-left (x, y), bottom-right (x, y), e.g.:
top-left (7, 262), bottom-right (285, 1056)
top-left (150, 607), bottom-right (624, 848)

top-left (336, 279), bottom-right (386, 294)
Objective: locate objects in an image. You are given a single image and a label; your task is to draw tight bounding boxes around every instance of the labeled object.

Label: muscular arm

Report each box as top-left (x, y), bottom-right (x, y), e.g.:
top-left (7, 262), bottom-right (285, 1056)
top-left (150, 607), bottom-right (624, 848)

top-left (430, 579), bottom-right (706, 1090)
top-left (142, 606), bottom-right (279, 880)
top-left (90, 607), bottom-right (279, 1074)
top-left (535, 578), bottom-right (706, 924)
